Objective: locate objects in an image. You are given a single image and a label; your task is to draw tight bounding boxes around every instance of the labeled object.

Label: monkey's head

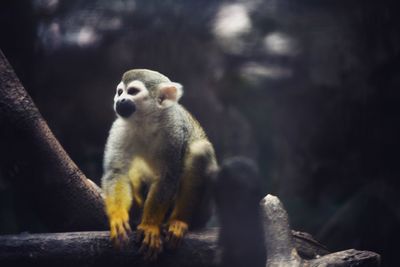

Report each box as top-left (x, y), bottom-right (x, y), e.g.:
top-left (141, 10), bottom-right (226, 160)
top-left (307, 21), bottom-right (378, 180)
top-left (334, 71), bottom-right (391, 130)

top-left (113, 69), bottom-right (183, 118)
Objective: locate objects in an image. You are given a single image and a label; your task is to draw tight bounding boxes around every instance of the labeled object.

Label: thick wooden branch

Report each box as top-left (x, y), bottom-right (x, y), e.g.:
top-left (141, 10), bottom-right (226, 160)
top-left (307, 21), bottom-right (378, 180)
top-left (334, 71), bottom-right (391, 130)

top-left (0, 228), bottom-right (343, 267)
top-left (0, 230), bottom-right (218, 267)
top-left (0, 192), bottom-right (380, 267)
top-left (0, 49), bottom-right (107, 231)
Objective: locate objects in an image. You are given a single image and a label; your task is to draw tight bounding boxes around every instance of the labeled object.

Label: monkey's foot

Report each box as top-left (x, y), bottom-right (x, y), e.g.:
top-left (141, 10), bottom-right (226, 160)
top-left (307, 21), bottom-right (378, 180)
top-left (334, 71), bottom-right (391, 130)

top-left (109, 210), bottom-right (132, 248)
top-left (136, 223), bottom-right (162, 261)
top-left (166, 219), bottom-right (188, 249)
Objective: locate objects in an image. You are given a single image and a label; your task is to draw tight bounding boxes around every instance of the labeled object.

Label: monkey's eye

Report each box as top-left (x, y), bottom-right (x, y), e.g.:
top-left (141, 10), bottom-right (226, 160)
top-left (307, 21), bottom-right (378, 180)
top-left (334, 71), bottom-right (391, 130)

top-left (117, 89), bottom-right (123, 96)
top-left (127, 87), bottom-right (140, 95)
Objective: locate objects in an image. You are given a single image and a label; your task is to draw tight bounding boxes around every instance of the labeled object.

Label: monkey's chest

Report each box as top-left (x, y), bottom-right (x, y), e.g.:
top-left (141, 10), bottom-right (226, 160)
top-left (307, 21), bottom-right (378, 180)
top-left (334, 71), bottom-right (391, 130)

top-left (131, 130), bottom-right (161, 152)
top-left (129, 130), bottom-right (165, 167)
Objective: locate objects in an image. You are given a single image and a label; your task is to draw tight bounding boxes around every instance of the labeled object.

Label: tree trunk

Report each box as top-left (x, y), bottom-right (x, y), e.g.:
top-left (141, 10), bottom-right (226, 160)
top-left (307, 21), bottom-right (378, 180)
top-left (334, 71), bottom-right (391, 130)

top-left (0, 49), bottom-right (107, 231)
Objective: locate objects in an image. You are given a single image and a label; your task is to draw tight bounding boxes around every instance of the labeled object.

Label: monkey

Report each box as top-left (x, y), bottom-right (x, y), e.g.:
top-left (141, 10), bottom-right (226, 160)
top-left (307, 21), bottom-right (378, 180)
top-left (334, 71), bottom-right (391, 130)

top-left (101, 69), bottom-right (218, 260)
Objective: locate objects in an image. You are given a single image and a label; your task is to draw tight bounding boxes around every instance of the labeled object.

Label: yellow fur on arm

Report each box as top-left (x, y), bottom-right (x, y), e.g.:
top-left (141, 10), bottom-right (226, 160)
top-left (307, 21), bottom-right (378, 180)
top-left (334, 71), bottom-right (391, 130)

top-left (104, 177), bottom-right (133, 242)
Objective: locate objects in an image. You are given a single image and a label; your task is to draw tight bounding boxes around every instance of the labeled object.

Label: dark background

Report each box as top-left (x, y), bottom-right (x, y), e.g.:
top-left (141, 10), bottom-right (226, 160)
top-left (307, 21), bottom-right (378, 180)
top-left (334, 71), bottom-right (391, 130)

top-left (1, 0), bottom-right (400, 266)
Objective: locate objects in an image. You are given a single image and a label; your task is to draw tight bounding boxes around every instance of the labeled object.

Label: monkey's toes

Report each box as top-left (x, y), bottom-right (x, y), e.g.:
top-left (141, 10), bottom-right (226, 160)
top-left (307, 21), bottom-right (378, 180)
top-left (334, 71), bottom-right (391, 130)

top-left (166, 220), bottom-right (188, 249)
top-left (136, 224), bottom-right (162, 261)
top-left (110, 219), bottom-right (132, 248)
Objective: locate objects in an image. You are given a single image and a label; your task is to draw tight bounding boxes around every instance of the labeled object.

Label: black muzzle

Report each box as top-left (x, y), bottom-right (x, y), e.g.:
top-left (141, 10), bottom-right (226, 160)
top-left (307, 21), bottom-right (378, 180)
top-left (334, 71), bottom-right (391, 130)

top-left (116, 99), bottom-right (136, 118)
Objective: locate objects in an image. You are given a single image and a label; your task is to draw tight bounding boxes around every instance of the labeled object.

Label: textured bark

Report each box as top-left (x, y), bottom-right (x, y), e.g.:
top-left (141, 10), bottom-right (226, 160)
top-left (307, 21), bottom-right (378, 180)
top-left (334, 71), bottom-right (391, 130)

top-left (0, 49), bottom-right (107, 231)
top-left (291, 230), bottom-right (329, 260)
top-left (0, 230), bottom-right (218, 267)
top-left (309, 249), bottom-right (382, 267)
top-left (0, 194), bottom-right (380, 267)
top-left (262, 195), bottom-right (303, 266)
top-left (0, 228), bottom-right (350, 267)
top-left (261, 194), bottom-right (380, 267)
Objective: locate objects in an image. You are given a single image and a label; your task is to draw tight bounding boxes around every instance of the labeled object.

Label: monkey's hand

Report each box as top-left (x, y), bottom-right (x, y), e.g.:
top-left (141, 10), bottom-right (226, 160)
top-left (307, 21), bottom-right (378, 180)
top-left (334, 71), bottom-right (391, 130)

top-left (136, 223), bottom-right (162, 261)
top-left (109, 208), bottom-right (132, 248)
top-left (165, 219), bottom-right (188, 249)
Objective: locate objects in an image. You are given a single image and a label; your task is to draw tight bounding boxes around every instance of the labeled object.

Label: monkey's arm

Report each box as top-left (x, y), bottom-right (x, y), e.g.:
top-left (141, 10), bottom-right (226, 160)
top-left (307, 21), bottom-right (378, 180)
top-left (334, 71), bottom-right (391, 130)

top-left (141, 173), bottom-right (179, 225)
top-left (101, 121), bottom-right (134, 246)
top-left (136, 146), bottom-right (183, 260)
top-left (102, 171), bottom-right (132, 245)
top-left (166, 140), bottom-right (217, 248)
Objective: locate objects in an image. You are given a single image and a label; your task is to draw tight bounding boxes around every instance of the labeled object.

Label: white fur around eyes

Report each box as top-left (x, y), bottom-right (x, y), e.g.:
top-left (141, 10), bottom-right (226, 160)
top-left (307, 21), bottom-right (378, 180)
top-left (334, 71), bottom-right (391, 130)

top-left (126, 80), bottom-right (146, 91)
top-left (116, 81), bottom-right (124, 90)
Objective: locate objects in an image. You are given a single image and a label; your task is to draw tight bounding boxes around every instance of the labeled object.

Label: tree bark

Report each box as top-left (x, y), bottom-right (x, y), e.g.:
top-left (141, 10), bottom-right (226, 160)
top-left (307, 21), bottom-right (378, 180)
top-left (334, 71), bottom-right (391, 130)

top-left (0, 49), bottom-right (107, 231)
top-left (0, 214), bottom-right (379, 267)
top-left (261, 194), bottom-right (380, 267)
top-left (0, 230), bottom-right (218, 267)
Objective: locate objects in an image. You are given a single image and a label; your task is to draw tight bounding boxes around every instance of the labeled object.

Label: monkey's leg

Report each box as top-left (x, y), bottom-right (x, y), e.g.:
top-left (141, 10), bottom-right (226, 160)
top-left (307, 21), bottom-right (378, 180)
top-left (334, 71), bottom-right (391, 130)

top-left (136, 180), bottom-right (173, 260)
top-left (166, 140), bottom-right (217, 249)
top-left (103, 174), bottom-right (133, 247)
top-left (129, 158), bottom-right (151, 209)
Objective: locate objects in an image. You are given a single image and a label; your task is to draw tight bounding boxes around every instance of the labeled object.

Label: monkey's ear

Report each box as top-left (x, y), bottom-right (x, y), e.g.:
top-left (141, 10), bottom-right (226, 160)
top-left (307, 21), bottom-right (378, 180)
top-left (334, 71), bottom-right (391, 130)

top-left (157, 82), bottom-right (183, 107)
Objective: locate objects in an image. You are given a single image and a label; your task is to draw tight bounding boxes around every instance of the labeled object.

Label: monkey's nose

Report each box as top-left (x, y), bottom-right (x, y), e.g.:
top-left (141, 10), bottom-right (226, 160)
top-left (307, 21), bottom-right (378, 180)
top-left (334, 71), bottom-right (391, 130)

top-left (116, 99), bottom-right (136, 118)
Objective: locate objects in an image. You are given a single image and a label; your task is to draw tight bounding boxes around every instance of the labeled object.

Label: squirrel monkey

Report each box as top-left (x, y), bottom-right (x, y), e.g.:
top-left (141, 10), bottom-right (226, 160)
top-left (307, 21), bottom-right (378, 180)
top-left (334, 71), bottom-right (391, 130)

top-left (101, 69), bottom-right (218, 260)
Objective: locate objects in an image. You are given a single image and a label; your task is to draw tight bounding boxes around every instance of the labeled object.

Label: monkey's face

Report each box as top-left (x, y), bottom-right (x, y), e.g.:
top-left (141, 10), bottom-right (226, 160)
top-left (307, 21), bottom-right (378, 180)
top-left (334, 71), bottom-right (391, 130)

top-left (114, 80), bottom-right (150, 118)
top-left (113, 79), bottom-right (183, 118)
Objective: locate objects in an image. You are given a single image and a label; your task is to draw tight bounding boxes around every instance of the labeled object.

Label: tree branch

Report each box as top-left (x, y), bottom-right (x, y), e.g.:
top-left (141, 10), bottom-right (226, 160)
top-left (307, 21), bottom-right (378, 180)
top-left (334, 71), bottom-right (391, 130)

top-left (0, 49), bottom-right (107, 231)
top-left (0, 227), bottom-right (349, 267)
top-left (261, 194), bottom-right (380, 267)
top-left (0, 230), bottom-right (218, 267)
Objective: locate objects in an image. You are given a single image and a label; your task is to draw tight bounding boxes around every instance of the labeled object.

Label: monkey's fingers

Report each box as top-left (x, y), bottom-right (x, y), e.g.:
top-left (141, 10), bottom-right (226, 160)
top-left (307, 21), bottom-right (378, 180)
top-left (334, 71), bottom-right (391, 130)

top-left (140, 232), bottom-right (162, 261)
top-left (166, 220), bottom-right (188, 250)
top-left (110, 220), bottom-right (130, 248)
top-left (137, 224), bottom-right (162, 261)
top-left (123, 221), bottom-right (132, 235)
top-left (166, 231), bottom-right (182, 249)
top-left (136, 224), bottom-right (156, 243)
top-left (148, 236), bottom-right (163, 261)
